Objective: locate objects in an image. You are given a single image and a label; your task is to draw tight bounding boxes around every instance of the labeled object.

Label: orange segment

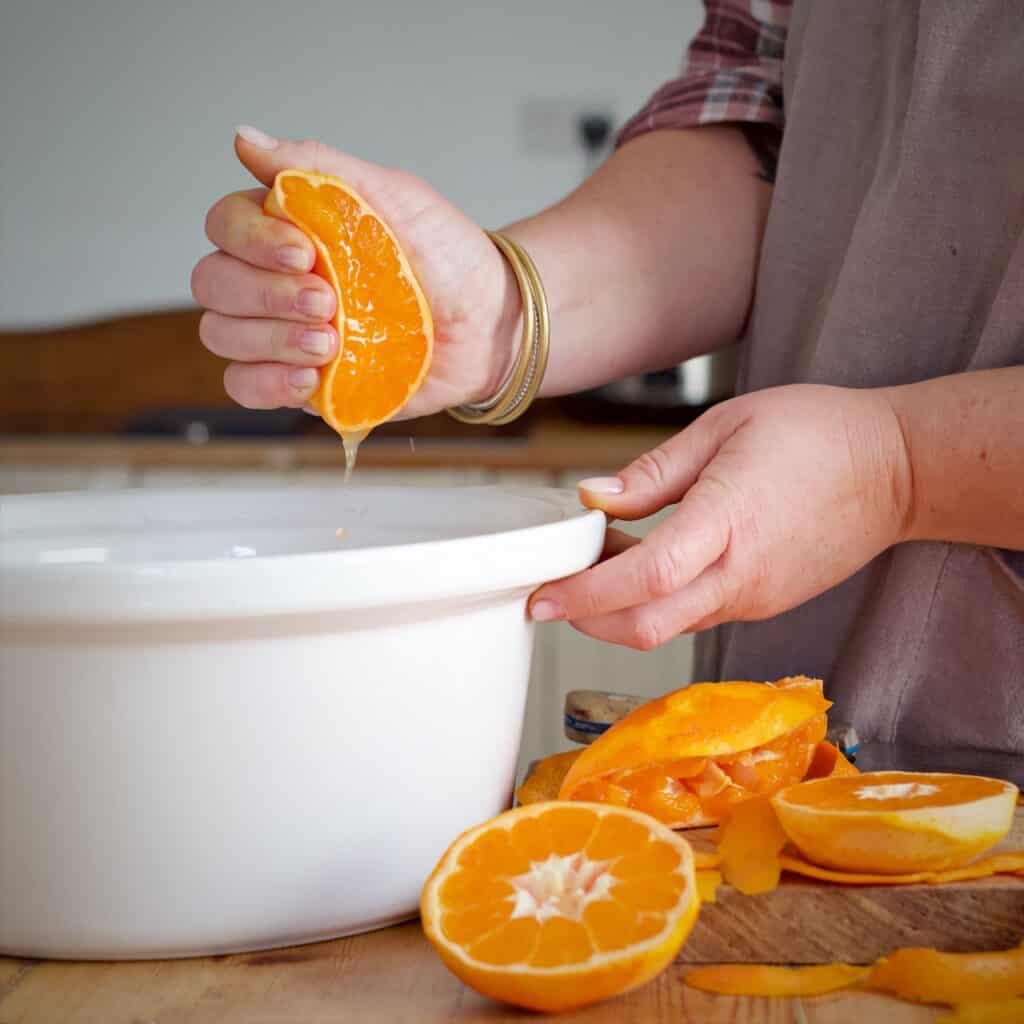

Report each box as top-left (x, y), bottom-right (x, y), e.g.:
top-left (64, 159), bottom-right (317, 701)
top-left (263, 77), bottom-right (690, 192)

top-left (558, 678), bottom-right (832, 828)
top-left (264, 170), bottom-right (433, 435)
top-left (420, 801), bottom-right (700, 1013)
top-left (685, 962), bottom-right (870, 997)
top-left (772, 771), bottom-right (1019, 874)
top-left (866, 942), bottom-right (1024, 1005)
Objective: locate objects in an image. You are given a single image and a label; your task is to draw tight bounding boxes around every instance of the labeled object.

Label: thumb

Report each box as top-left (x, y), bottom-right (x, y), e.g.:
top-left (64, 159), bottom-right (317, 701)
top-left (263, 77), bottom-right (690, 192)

top-left (578, 404), bottom-right (740, 520)
top-left (234, 125), bottom-right (381, 195)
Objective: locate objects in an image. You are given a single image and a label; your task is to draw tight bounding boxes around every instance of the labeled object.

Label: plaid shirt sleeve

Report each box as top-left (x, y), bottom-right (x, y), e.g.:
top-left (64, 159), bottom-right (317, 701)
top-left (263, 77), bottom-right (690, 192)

top-left (617, 1), bottom-right (791, 176)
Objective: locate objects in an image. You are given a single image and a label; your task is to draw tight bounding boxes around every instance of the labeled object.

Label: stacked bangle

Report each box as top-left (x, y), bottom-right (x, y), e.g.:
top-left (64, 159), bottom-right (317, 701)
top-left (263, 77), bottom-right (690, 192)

top-left (447, 230), bottom-right (550, 426)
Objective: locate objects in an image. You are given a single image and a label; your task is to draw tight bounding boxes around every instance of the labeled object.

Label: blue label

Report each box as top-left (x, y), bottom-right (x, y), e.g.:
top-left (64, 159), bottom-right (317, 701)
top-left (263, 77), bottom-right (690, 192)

top-left (564, 714), bottom-right (611, 736)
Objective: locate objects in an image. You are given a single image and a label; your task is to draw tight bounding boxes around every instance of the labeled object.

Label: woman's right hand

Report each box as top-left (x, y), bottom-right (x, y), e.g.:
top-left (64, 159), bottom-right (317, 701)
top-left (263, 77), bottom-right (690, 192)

top-left (191, 126), bottom-right (517, 417)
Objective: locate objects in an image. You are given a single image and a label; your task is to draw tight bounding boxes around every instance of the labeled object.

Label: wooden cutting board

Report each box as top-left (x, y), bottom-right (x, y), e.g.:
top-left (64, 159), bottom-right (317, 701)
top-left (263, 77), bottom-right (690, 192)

top-left (683, 806), bottom-right (1024, 964)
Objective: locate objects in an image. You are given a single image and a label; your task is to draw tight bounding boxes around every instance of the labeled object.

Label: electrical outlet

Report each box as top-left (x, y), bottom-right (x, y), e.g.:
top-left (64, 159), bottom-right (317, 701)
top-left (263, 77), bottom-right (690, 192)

top-left (519, 97), bottom-right (615, 157)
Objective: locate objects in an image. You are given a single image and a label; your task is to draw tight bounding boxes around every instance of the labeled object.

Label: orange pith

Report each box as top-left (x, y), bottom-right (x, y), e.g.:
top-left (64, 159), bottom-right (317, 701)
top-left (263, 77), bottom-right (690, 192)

top-left (419, 802), bottom-right (699, 1013)
top-left (558, 678), bottom-right (836, 828)
top-left (265, 170), bottom-right (433, 434)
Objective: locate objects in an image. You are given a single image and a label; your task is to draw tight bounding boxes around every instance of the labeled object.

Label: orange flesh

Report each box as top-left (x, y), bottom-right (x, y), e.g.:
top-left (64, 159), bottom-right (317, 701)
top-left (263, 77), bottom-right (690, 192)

top-left (685, 962), bottom-right (870, 996)
top-left (558, 679), bottom-right (837, 828)
top-left (435, 806), bottom-right (691, 967)
top-left (269, 172), bottom-right (432, 433)
top-left (782, 772), bottom-right (1012, 812)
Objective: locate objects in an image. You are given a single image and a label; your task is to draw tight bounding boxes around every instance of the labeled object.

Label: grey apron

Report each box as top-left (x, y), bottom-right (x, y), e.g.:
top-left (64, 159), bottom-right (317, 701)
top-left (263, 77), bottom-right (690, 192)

top-left (694, 0), bottom-right (1024, 753)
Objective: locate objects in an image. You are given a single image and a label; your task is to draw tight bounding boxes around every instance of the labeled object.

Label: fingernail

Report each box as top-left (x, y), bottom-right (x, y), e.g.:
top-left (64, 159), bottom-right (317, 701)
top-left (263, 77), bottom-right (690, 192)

top-left (278, 245), bottom-right (311, 272)
top-left (296, 288), bottom-right (333, 319)
top-left (579, 476), bottom-right (624, 495)
top-left (288, 367), bottom-right (319, 393)
top-left (299, 329), bottom-right (332, 357)
top-left (236, 124), bottom-right (278, 150)
top-left (530, 599), bottom-right (564, 623)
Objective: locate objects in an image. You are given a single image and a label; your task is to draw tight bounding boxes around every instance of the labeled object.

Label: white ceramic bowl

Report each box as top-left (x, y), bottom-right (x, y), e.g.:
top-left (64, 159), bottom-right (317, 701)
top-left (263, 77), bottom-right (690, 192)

top-left (0, 485), bottom-right (604, 959)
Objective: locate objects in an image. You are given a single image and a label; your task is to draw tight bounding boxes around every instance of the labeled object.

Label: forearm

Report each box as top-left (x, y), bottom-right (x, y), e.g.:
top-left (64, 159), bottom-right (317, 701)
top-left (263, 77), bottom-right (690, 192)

top-left (886, 367), bottom-right (1024, 549)
top-left (498, 127), bottom-right (773, 397)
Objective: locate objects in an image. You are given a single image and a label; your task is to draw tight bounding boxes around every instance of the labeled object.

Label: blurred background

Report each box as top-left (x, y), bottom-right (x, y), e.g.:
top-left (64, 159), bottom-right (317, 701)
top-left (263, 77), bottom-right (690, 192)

top-left (2, 0), bottom-right (699, 328)
top-left (1, 0), bottom-right (717, 764)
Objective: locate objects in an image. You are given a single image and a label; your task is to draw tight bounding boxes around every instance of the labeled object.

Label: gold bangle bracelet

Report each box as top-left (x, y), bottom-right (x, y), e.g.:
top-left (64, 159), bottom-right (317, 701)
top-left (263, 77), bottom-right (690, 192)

top-left (489, 234), bottom-right (550, 426)
top-left (447, 230), bottom-right (549, 426)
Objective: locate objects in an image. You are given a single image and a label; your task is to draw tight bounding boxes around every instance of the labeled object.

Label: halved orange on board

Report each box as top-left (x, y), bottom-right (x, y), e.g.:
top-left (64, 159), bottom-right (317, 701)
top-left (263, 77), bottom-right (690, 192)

top-left (419, 802), bottom-right (699, 1013)
top-left (772, 771), bottom-right (1018, 874)
top-left (557, 678), bottom-right (837, 828)
top-left (264, 170), bottom-right (433, 437)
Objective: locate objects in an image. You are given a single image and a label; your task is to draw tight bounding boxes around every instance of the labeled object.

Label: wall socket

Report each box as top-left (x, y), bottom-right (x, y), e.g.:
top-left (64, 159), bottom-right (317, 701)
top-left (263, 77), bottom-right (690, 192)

top-left (519, 97), bottom-right (615, 157)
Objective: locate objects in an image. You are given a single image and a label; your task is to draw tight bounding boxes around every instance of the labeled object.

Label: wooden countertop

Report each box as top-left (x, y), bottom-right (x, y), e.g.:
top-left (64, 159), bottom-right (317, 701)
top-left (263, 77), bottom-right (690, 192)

top-left (0, 417), bottom-right (677, 474)
top-left (0, 923), bottom-right (942, 1023)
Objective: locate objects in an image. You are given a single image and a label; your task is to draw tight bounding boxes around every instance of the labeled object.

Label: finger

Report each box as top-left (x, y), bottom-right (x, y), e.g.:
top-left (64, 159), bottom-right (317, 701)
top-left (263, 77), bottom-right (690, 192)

top-left (234, 126), bottom-right (383, 196)
top-left (199, 312), bottom-right (337, 366)
top-left (204, 189), bottom-right (315, 273)
top-left (529, 478), bottom-right (730, 622)
top-left (190, 252), bottom-right (336, 322)
top-left (601, 527), bottom-right (640, 560)
top-left (576, 404), bottom-right (741, 520)
top-left (570, 565), bottom-right (733, 650)
top-left (223, 362), bottom-right (321, 410)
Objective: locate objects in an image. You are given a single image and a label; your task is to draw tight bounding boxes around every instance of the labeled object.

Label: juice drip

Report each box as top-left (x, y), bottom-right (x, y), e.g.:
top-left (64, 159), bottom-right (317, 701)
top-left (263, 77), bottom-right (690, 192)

top-left (341, 429), bottom-right (369, 483)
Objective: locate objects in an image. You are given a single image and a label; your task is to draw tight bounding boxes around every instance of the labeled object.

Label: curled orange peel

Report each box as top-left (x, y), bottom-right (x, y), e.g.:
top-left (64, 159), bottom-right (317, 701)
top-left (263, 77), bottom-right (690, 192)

top-left (684, 962), bottom-right (870, 997)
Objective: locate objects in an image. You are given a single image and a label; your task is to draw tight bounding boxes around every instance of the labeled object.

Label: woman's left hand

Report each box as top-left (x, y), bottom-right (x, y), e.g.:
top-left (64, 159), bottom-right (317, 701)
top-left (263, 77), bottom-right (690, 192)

top-left (529, 383), bottom-right (913, 648)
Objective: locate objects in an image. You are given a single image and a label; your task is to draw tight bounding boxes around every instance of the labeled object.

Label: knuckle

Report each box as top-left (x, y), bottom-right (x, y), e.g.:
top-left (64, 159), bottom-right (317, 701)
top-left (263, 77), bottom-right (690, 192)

top-left (630, 445), bottom-right (675, 491)
top-left (259, 280), bottom-right (284, 317)
top-left (628, 614), bottom-right (668, 652)
top-left (272, 321), bottom-right (296, 361)
top-left (296, 137), bottom-right (326, 171)
top-left (643, 545), bottom-right (685, 599)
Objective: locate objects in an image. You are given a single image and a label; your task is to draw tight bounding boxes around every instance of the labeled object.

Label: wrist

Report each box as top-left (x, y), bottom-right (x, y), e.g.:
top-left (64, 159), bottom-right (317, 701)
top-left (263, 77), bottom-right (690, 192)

top-left (877, 386), bottom-right (918, 545)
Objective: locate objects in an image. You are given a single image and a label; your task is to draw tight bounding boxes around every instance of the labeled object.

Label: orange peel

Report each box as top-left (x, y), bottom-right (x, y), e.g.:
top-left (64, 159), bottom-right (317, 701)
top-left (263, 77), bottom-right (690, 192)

top-left (939, 1000), bottom-right (1024, 1023)
top-left (684, 962), bottom-right (870, 997)
top-left (866, 942), bottom-right (1024, 1006)
top-left (715, 796), bottom-right (788, 895)
top-left (695, 869), bottom-right (722, 904)
top-left (516, 750), bottom-right (581, 806)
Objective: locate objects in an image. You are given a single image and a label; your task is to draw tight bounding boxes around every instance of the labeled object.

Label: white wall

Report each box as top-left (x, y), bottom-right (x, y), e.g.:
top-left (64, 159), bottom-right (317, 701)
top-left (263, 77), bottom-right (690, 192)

top-left (1, 0), bottom-right (701, 328)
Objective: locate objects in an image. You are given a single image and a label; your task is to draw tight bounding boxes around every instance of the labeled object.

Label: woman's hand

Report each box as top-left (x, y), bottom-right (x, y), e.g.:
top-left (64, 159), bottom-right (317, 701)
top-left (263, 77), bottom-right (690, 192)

top-left (191, 126), bottom-right (516, 415)
top-left (530, 384), bottom-right (913, 648)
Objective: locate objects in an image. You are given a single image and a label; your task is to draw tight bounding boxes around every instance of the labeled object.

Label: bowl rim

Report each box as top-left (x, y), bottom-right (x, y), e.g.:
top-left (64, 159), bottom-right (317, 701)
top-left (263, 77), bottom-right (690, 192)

top-left (0, 485), bottom-right (606, 624)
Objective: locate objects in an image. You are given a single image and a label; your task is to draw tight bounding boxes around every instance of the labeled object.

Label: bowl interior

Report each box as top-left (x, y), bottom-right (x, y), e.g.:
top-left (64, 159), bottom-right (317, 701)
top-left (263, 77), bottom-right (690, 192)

top-left (0, 485), bottom-right (592, 568)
